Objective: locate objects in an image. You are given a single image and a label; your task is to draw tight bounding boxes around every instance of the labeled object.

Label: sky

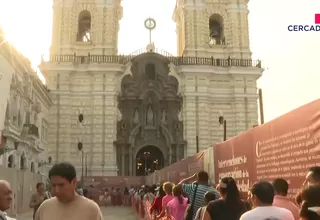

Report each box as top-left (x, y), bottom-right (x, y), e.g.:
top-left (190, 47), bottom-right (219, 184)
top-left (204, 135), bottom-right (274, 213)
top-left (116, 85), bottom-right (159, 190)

top-left (0, 0), bottom-right (319, 122)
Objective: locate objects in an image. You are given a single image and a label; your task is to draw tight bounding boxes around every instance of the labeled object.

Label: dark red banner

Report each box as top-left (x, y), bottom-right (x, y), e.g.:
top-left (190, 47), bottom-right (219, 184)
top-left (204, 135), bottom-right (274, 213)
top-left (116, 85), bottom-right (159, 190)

top-left (214, 99), bottom-right (320, 199)
top-left (153, 152), bottom-right (205, 184)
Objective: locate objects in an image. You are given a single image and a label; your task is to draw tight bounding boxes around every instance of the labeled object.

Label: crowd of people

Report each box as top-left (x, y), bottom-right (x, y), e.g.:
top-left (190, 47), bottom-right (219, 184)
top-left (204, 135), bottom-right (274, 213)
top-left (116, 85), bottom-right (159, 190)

top-left (97, 186), bottom-right (131, 206)
top-left (0, 162), bottom-right (319, 220)
top-left (130, 167), bottom-right (320, 220)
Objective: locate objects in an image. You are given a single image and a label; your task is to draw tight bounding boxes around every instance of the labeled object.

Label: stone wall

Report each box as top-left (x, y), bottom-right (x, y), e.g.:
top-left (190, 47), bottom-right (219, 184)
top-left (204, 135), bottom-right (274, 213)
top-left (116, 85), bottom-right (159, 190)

top-left (179, 66), bottom-right (261, 156)
top-left (45, 70), bottom-right (119, 176)
top-left (0, 167), bottom-right (47, 216)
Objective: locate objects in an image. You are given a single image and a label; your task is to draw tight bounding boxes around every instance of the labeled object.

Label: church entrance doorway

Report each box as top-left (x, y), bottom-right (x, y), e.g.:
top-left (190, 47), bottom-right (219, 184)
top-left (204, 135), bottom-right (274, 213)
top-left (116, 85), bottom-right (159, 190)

top-left (136, 146), bottom-right (164, 176)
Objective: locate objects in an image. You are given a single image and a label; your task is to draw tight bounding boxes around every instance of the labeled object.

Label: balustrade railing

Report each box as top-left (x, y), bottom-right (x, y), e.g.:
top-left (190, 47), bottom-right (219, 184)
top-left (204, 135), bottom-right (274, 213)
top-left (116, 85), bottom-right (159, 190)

top-left (23, 124), bottom-right (39, 137)
top-left (44, 53), bottom-right (262, 68)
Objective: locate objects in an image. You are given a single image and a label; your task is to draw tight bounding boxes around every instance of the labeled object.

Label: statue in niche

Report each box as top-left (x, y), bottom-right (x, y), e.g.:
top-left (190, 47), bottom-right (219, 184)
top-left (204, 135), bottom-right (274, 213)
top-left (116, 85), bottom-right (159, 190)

top-left (133, 109), bottom-right (139, 124)
top-left (146, 105), bottom-right (154, 126)
top-left (178, 110), bottom-right (182, 121)
top-left (161, 109), bottom-right (167, 123)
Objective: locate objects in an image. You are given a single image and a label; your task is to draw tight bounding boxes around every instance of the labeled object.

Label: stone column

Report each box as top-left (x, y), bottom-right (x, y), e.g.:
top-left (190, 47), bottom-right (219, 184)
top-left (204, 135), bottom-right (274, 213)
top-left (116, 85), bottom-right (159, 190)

top-left (116, 146), bottom-right (121, 176)
top-left (184, 96), bottom-right (197, 156)
top-left (129, 146), bottom-right (132, 176)
top-left (198, 96), bottom-right (210, 152)
top-left (175, 144), bottom-right (179, 162)
top-left (121, 145), bottom-right (125, 176)
top-left (132, 154), bottom-right (136, 176)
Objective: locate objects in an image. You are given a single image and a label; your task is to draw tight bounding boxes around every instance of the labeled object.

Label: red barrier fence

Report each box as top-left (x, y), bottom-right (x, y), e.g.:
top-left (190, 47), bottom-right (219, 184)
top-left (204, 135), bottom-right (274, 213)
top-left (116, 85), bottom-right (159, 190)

top-left (145, 99), bottom-right (320, 200)
top-left (146, 152), bottom-right (205, 185)
top-left (215, 98), bottom-right (320, 199)
top-left (83, 99), bottom-right (320, 205)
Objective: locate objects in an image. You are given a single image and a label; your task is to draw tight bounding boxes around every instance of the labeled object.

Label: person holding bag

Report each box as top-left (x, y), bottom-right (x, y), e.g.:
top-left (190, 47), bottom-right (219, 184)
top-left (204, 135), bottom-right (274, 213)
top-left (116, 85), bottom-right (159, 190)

top-left (184, 183), bottom-right (198, 220)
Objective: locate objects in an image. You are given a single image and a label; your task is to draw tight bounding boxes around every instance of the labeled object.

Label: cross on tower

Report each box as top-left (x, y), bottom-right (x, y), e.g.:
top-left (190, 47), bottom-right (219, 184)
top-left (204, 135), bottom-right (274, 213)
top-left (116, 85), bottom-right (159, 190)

top-left (144, 18), bottom-right (156, 44)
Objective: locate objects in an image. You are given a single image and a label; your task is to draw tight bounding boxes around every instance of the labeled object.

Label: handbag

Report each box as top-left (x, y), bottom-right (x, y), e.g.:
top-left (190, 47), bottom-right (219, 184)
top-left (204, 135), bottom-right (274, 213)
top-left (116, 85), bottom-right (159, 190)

top-left (184, 183), bottom-right (198, 220)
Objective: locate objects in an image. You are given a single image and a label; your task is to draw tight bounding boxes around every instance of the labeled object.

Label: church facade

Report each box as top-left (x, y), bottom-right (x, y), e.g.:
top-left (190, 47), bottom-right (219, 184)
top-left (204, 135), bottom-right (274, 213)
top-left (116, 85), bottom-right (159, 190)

top-left (39, 0), bottom-right (263, 176)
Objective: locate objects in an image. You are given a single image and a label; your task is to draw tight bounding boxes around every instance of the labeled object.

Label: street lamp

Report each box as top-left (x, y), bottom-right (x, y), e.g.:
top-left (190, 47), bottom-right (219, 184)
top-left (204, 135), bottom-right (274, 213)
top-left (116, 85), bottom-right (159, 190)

top-left (143, 151), bottom-right (150, 175)
top-left (219, 115), bottom-right (227, 141)
top-left (77, 142), bottom-right (84, 186)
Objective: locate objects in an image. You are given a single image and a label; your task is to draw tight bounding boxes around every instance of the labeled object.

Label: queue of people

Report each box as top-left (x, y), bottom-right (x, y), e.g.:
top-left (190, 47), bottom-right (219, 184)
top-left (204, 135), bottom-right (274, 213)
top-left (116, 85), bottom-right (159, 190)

top-left (99, 187), bottom-right (131, 206)
top-left (0, 163), bottom-right (319, 220)
top-left (131, 167), bottom-right (320, 220)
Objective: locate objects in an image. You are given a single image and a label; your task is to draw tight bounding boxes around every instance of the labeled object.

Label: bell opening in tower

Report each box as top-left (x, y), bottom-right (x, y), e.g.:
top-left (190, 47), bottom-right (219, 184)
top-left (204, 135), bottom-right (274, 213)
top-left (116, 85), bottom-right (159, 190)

top-left (209, 14), bottom-right (225, 45)
top-left (77, 10), bottom-right (91, 42)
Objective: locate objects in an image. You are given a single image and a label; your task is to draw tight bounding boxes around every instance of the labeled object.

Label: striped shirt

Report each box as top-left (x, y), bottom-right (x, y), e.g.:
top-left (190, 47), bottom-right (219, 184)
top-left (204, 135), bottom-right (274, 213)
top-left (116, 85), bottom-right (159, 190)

top-left (182, 183), bottom-right (220, 220)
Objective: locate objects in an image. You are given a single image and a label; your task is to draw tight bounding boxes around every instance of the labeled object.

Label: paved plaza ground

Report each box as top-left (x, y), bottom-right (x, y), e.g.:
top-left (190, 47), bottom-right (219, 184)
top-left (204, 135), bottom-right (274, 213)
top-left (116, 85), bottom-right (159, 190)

top-left (16, 206), bottom-right (139, 220)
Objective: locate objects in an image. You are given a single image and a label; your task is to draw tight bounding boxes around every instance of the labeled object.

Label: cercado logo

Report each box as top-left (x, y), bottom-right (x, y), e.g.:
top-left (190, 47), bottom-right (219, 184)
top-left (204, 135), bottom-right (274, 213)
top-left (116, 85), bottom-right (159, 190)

top-left (288, 14), bottom-right (320, 31)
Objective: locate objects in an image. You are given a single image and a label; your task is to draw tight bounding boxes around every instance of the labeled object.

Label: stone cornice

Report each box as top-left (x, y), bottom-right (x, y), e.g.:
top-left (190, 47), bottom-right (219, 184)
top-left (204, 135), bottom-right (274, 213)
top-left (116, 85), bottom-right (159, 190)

top-left (50, 90), bottom-right (117, 96)
top-left (183, 92), bottom-right (259, 100)
top-left (39, 62), bottom-right (123, 73)
top-left (176, 65), bottom-right (263, 78)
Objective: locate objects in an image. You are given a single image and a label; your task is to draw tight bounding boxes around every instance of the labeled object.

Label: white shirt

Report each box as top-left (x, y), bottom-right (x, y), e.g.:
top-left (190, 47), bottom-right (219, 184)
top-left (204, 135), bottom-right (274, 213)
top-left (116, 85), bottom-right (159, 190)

top-left (134, 192), bottom-right (139, 201)
top-left (194, 206), bottom-right (206, 220)
top-left (129, 188), bottom-right (135, 196)
top-left (0, 211), bottom-right (16, 220)
top-left (240, 206), bottom-right (295, 220)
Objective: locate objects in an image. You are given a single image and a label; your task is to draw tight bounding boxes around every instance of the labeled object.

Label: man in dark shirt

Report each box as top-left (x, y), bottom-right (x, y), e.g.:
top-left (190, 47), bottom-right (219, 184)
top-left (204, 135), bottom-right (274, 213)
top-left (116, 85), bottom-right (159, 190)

top-left (29, 182), bottom-right (47, 220)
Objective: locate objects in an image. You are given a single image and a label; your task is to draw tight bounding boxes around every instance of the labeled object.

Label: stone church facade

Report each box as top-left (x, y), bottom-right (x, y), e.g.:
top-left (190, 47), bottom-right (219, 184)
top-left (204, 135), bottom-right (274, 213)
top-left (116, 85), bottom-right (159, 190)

top-left (39, 0), bottom-right (263, 176)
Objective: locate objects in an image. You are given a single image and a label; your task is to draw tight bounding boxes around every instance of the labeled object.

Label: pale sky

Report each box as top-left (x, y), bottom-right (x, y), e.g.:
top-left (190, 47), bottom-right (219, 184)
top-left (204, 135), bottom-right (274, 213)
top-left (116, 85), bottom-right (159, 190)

top-left (0, 0), bottom-right (319, 122)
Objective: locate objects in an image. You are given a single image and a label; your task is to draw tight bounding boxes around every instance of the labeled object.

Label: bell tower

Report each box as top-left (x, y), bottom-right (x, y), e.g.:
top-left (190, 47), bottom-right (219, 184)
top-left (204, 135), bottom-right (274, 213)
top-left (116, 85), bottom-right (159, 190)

top-left (173, 0), bottom-right (251, 59)
top-left (50, 0), bottom-right (123, 56)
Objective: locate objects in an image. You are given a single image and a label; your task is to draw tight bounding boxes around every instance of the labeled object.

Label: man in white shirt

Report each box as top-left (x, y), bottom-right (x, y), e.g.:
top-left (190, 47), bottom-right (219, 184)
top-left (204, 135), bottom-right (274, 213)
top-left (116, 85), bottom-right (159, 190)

top-left (0, 180), bottom-right (13, 220)
top-left (240, 181), bottom-right (294, 220)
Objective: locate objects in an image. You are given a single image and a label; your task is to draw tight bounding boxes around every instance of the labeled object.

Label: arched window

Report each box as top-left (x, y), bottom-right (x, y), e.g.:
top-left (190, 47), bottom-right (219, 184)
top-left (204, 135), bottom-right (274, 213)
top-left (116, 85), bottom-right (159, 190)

top-left (31, 162), bottom-right (35, 173)
top-left (20, 154), bottom-right (26, 170)
top-left (77, 10), bottom-right (91, 42)
top-left (7, 155), bottom-right (13, 168)
top-left (209, 14), bottom-right (224, 45)
top-left (145, 63), bottom-right (156, 80)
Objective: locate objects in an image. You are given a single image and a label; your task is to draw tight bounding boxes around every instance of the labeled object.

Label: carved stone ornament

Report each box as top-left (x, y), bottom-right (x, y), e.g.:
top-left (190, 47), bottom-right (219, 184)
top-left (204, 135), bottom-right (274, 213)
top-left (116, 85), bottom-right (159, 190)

top-left (161, 109), bottom-right (167, 123)
top-left (133, 109), bottom-right (139, 124)
top-left (146, 105), bottom-right (154, 126)
top-left (115, 53), bottom-right (186, 176)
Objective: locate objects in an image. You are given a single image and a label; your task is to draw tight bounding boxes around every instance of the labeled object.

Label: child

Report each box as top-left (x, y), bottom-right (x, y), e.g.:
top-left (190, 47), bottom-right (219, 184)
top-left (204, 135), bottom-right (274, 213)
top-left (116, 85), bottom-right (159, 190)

top-left (194, 191), bottom-right (217, 220)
